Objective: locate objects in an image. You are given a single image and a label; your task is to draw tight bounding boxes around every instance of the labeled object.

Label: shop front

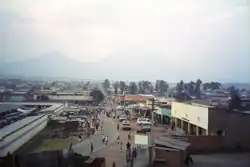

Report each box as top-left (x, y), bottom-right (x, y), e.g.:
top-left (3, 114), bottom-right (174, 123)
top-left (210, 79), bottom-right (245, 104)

top-left (154, 107), bottom-right (171, 125)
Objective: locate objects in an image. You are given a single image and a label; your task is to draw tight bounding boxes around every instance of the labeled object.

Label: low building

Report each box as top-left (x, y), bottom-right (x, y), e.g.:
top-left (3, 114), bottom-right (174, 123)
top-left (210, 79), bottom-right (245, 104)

top-left (154, 137), bottom-right (191, 167)
top-left (0, 102), bottom-right (66, 157)
top-left (0, 115), bottom-right (49, 157)
top-left (171, 101), bottom-right (250, 151)
top-left (117, 95), bottom-right (152, 105)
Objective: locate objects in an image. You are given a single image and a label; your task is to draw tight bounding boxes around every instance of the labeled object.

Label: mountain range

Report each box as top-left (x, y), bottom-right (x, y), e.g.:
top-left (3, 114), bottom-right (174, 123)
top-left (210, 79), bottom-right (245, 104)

top-left (0, 51), bottom-right (172, 81)
top-left (0, 51), bottom-right (249, 86)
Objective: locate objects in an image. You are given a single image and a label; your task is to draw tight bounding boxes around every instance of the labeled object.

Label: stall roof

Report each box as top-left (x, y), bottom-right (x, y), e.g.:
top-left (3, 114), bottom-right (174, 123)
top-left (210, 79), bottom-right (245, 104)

top-left (154, 137), bottom-right (190, 151)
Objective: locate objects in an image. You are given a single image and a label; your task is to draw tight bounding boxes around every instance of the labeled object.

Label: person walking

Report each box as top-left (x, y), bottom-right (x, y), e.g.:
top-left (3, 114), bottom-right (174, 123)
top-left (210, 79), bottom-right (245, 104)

top-left (101, 134), bottom-right (105, 144)
top-left (132, 148), bottom-right (137, 159)
top-left (68, 139), bottom-right (73, 152)
top-left (126, 141), bottom-right (131, 150)
top-left (90, 140), bottom-right (94, 153)
top-left (128, 132), bottom-right (131, 140)
top-left (117, 123), bottom-right (119, 130)
top-left (120, 141), bottom-right (123, 152)
top-left (117, 135), bottom-right (120, 144)
top-left (105, 136), bottom-right (108, 145)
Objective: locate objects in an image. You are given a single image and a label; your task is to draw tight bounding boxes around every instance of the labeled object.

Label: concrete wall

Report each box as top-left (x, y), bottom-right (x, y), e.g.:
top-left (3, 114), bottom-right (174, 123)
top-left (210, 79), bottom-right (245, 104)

top-left (186, 136), bottom-right (226, 153)
top-left (209, 109), bottom-right (250, 149)
top-left (172, 102), bottom-right (209, 130)
top-left (154, 147), bottom-right (186, 167)
top-left (224, 112), bottom-right (250, 149)
top-left (0, 115), bottom-right (48, 157)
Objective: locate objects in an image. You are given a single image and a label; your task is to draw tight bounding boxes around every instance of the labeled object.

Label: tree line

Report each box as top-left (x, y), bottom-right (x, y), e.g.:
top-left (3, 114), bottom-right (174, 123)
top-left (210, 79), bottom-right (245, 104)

top-left (102, 78), bottom-right (248, 98)
top-left (103, 78), bottom-right (250, 110)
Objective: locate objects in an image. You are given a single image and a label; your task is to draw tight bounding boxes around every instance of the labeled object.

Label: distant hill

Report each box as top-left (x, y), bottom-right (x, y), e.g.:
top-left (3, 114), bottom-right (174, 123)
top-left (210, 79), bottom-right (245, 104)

top-left (0, 51), bottom-right (172, 80)
top-left (0, 52), bottom-right (87, 78)
top-left (0, 51), bottom-right (249, 84)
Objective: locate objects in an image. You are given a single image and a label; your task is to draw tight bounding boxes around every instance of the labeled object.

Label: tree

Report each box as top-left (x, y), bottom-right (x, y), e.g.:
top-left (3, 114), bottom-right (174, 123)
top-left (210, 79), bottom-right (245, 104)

top-left (203, 82), bottom-right (221, 90)
top-left (138, 80), bottom-right (152, 94)
top-left (90, 89), bottom-right (105, 103)
top-left (119, 81), bottom-right (126, 95)
top-left (128, 82), bottom-right (138, 94)
top-left (176, 80), bottom-right (184, 94)
top-left (195, 79), bottom-right (202, 98)
top-left (228, 86), bottom-right (241, 110)
top-left (187, 81), bottom-right (196, 95)
top-left (103, 79), bottom-right (110, 90)
top-left (155, 80), bottom-right (169, 95)
top-left (138, 81), bottom-right (144, 94)
top-left (114, 82), bottom-right (119, 95)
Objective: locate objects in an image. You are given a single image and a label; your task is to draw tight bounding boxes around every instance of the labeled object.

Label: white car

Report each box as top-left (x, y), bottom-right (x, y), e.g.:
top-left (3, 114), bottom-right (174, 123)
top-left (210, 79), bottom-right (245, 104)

top-left (122, 120), bottom-right (131, 130)
top-left (119, 115), bottom-right (127, 122)
top-left (137, 118), bottom-right (151, 125)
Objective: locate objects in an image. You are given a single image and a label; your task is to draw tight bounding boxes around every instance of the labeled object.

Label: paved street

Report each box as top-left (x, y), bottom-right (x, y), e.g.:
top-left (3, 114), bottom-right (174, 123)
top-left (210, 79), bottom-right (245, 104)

top-left (92, 120), bottom-right (150, 167)
top-left (72, 114), bottom-right (118, 156)
top-left (73, 96), bottom-right (118, 156)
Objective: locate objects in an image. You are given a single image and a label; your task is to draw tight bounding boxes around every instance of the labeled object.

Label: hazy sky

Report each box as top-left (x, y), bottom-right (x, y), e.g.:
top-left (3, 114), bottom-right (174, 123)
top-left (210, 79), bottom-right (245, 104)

top-left (0, 0), bottom-right (249, 81)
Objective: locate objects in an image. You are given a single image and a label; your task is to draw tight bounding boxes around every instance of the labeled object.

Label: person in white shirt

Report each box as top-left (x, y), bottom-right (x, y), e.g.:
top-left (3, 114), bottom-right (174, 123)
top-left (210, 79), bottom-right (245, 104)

top-left (105, 136), bottom-right (108, 145)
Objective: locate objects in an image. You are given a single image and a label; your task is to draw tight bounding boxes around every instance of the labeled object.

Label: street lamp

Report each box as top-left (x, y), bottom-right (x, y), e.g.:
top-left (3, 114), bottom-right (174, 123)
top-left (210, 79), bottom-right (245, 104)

top-left (148, 98), bottom-right (155, 166)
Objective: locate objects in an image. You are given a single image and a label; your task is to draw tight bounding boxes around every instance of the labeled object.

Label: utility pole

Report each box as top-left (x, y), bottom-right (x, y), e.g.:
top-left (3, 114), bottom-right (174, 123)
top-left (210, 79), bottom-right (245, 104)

top-left (148, 98), bottom-right (155, 166)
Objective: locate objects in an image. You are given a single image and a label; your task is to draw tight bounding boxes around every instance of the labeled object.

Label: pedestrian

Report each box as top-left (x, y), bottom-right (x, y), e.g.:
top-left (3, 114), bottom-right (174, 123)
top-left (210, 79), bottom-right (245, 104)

top-left (68, 139), bottom-right (73, 152)
top-left (90, 140), bottom-right (93, 153)
top-left (132, 148), bottom-right (137, 159)
top-left (112, 161), bottom-right (116, 167)
top-left (126, 141), bottom-right (131, 150)
top-left (102, 134), bottom-right (105, 144)
top-left (117, 123), bottom-right (119, 130)
top-left (117, 135), bottom-right (120, 144)
top-left (120, 141), bottom-right (123, 152)
top-left (105, 136), bottom-right (108, 145)
top-left (128, 132), bottom-right (131, 140)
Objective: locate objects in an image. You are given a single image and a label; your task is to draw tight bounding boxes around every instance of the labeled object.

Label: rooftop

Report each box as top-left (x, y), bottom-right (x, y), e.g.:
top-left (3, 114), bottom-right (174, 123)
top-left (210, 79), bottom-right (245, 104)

top-left (0, 104), bottom-right (21, 114)
top-left (48, 95), bottom-right (93, 101)
top-left (0, 115), bottom-right (47, 139)
top-left (174, 100), bottom-right (215, 108)
top-left (0, 102), bottom-right (64, 113)
top-left (154, 137), bottom-right (190, 151)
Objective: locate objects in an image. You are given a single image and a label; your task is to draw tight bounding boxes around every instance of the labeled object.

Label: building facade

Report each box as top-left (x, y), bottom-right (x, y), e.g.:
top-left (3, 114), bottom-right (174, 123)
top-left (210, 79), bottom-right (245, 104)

top-left (171, 101), bottom-right (250, 149)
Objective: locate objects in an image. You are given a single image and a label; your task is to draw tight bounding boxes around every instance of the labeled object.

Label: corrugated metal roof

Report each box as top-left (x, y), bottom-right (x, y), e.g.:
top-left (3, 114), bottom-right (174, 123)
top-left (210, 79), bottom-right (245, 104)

top-left (0, 115), bottom-right (46, 139)
top-left (0, 104), bottom-right (21, 114)
top-left (48, 95), bottom-right (93, 101)
top-left (154, 137), bottom-right (190, 151)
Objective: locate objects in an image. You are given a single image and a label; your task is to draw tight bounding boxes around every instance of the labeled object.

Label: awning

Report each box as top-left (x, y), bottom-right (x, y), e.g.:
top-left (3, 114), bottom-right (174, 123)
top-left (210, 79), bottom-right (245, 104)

top-left (154, 107), bottom-right (171, 117)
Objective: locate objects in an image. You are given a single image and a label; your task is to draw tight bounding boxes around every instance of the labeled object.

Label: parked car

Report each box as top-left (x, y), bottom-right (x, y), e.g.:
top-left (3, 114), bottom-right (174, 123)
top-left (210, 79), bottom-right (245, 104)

top-left (137, 118), bottom-right (151, 125)
top-left (122, 120), bottom-right (131, 130)
top-left (137, 122), bottom-right (151, 133)
top-left (119, 115), bottom-right (127, 122)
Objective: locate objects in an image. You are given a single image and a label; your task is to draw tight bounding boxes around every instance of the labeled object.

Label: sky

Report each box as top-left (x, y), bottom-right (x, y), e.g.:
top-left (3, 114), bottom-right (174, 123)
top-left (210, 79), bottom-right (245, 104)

top-left (0, 0), bottom-right (249, 82)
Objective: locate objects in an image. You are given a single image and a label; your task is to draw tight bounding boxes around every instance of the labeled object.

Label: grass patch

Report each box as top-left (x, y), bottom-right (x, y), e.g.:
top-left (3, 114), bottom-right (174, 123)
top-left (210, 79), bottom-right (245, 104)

top-left (33, 139), bottom-right (68, 152)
